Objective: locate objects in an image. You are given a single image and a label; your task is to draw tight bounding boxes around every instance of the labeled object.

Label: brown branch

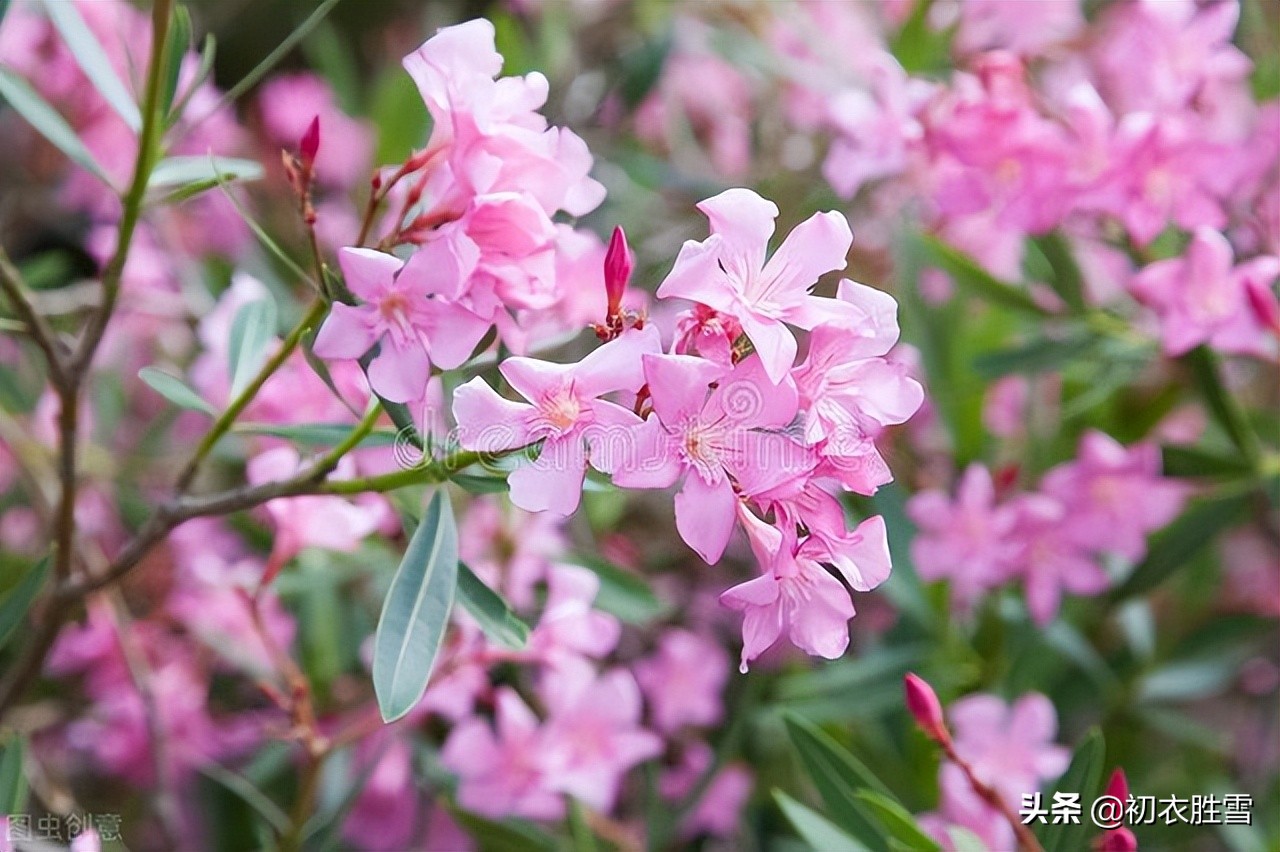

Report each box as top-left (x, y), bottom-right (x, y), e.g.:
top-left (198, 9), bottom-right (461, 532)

top-left (0, 249), bottom-right (69, 389)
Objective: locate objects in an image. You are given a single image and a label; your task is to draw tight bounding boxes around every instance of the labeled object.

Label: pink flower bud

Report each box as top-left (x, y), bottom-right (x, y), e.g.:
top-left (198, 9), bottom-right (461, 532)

top-left (300, 116), bottom-right (321, 167)
top-left (1104, 768), bottom-right (1129, 802)
top-left (903, 673), bottom-right (950, 745)
top-left (1097, 827), bottom-right (1138, 851)
top-left (604, 226), bottom-right (633, 317)
top-left (1244, 273), bottom-right (1280, 335)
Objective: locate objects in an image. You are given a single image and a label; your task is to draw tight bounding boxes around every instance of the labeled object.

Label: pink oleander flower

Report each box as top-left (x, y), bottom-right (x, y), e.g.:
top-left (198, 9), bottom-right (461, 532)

top-left (524, 565), bottom-right (622, 664)
top-left (791, 279), bottom-right (923, 446)
top-left (719, 508), bottom-right (889, 670)
top-left (635, 629), bottom-right (729, 732)
top-left (1041, 430), bottom-right (1187, 564)
top-left (452, 325), bottom-right (661, 515)
top-left (1007, 494), bottom-right (1111, 625)
top-left (659, 741), bottom-right (753, 840)
top-left (314, 245), bottom-right (491, 404)
top-left (671, 304), bottom-right (744, 367)
top-left (1128, 227), bottom-right (1279, 357)
top-left (342, 737), bottom-right (419, 852)
top-left (459, 496), bottom-right (568, 609)
top-left (656, 188), bottom-right (856, 383)
top-left (441, 687), bottom-right (564, 821)
top-left (953, 0), bottom-right (1084, 57)
top-left (610, 353), bottom-right (803, 563)
top-left (538, 659), bottom-right (663, 812)
top-left (947, 692), bottom-right (1070, 809)
top-left (907, 464), bottom-right (1020, 612)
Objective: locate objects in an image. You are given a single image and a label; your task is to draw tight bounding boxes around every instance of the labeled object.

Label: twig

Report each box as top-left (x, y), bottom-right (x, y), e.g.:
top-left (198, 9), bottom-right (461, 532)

top-left (0, 249), bottom-right (68, 390)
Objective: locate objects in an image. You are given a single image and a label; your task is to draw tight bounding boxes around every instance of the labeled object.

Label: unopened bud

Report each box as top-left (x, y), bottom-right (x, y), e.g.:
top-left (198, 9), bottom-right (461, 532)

top-left (300, 116), bottom-right (320, 167)
top-left (904, 673), bottom-right (950, 746)
top-left (1104, 768), bottom-right (1129, 802)
top-left (604, 226), bottom-right (633, 317)
top-left (1244, 268), bottom-right (1280, 335)
top-left (1097, 827), bottom-right (1138, 852)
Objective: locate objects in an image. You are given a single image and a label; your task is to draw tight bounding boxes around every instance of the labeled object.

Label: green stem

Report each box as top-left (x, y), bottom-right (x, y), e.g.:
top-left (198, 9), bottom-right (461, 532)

top-left (317, 448), bottom-right (498, 495)
top-left (1184, 345), bottom-right (1262, 470)
top-left (176, 299), bottom-right (328, 491)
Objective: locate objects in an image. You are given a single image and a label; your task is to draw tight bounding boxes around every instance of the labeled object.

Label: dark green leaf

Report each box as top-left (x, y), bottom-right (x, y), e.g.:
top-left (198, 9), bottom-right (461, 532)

top-left (920, 235), bottom-right (1049, 316)
top-left (457, 563), bottom-right (529, 650)
top-left (852, 790), bottom-right (941, 852)
top-left (0, 557), bottom-right (49, 651)
top-left (161, 5), bottom-right (192, 116)
top-left (450, 807), bottom-right (558, 852)
top-left (774, 790), bottom-right (872, 852)
top-left (372, 489), bottom-right (458, 722)
top-left (1160, 445), bottom-right (1253, 479)
top-left (972, 332), bottom-right (1096, 379)
top-left (783, 713), bottom-right (892, 848)
top-left (0, 66), bottom-right (113, 185)
top-left (1183, 346), bottom-right (1261, 466)
top-left (1037, 729), bottom-right (1104, 852)
top-left (195, 761), bottom-right (290, 834)
top-left (138, 366), bottom-right (216, 415)
top-left (41, 0), bottom-right (142, 130)
top-left (618, 32), bottom-right (672, 107)
top-left (1112, 492), bottom-right (1250, 599)
top-left (1031, 233), bottom-right (1086, 313)
top-left (227, 297), bottom-right (278, 397)
top-left (0, 735), bottom-right (28, 813)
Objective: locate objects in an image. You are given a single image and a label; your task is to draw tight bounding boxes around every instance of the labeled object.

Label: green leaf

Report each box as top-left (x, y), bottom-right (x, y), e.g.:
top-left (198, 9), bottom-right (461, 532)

top-left (227, 297), bottom-right (279, 398)
top-left (1160, 444), bottom-right (1253, 479)
top-left (457, 563), bottom-right (529, 650)
top-left (233, 422), bottom-right (398, 448)
top-left (1037, 729), bottom-right (1105, 852)
top-left (774, 790), bottom-right (872, 852)
top-left (1031, 233), bottom-right (1087, 313)
top-left (149, 155), bottom-right (265, 191)
top-left (138, 366), bottom-right (216, 415)
top-left (946, 827), bottom-right (987, 852)
top-left (1184, 346), bottom-right (1261, 466)
top-left (1112, 492), bottom-right (1250, 599)
top-left (160, 4), bottom-right (192, 117)
top-left (41, 0), bottom-right (142, 131)
top-left (218, 0), bottom-right (345, 106)
top-left (450, 807), bottom-right (558, 852)
top-left (451, 473), bottom-right (510, 495)
top-left (0, 66), bottom-right (113, 185)
top-left (195, 761), bottom-right (290, 834)
top-left (617, 32), bottom-right (672, 107)
top-left (853, 791), bottom-right (941, 852)
top-left (370, 67), bottom-right (430, 165)
top-left (570, 556), bottom-right (669, 625)
top-left (0, 557), bottom-right (49, 652)
top-left (782, 713), bottom-right (893, 848)
top-left (972, 332), bottom-right (1096, 379)
top-left (0, 734), bottom-right (28, 813)
top-left (373, 489), bottom-right (458, 722)
top-left (920, 235), bottom-right (1049, 316)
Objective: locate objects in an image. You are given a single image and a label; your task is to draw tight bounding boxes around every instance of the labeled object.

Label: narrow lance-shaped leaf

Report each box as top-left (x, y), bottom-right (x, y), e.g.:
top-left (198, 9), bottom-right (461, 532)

top-left (0, 735), bottom-right (28, 814)
top-left (138, 366), bottom-right (216, 415)
top-left (149, 155), bottom-right (265, 191)
top-left (41, 0), bottom-right (142, 131)
top-left (0, 556), bottom-right (49, 652)
top-left (457, 563), bottom-right (529, 650)
top-left (0, 66), bottom-right (114, 186)
top-left (774, 790), bottom-right (873, 852)
top-left (852, 790), bottom-right (942, 852)
top-left (921, 235), bottom-right (1050, 316)
top-left (1037, 729), bottom-right (1105, 852)
top-left (373, 489), bottom-right (459, 722)
top-left (227, 297), bottom-right (279, 397)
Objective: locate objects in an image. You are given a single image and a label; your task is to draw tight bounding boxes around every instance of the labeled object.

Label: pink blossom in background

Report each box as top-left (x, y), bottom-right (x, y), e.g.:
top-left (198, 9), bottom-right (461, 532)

top-left (1007, 493), bottom-right (1111, 625)
top-left (1041, 430), bottom-right (1186, 564)
top-left (952, 0), bottom-right (1084, 57)
top-left (635, 629), bottom-right (728, 732)
top-left (257, 73), bottom-right (374, 190)
top-left (908, 464), bottom-right (1019, 612)
top-left (1129, 227), bottom-right (1279, 357)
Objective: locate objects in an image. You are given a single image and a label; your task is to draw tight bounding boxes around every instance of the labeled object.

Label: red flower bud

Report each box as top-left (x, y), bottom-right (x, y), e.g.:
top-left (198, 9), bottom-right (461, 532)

top-left (1245, 274), bottom-right (1280, 335)
top-left (904, 673), bottom-right (950, 746)
top-left (604, 226), bottom-right (633, 317)
top-left (1097, 827), bottom-right (1138, 852)
top-left (1104, 768), bottom-right (1129, 803)
top-left (300, 115), bottom-right (321, 167)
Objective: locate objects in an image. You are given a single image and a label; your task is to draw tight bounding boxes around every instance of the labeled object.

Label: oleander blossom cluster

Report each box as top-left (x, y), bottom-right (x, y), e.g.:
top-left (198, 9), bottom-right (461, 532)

top-left (454, 187), bottom-right (923, 669)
